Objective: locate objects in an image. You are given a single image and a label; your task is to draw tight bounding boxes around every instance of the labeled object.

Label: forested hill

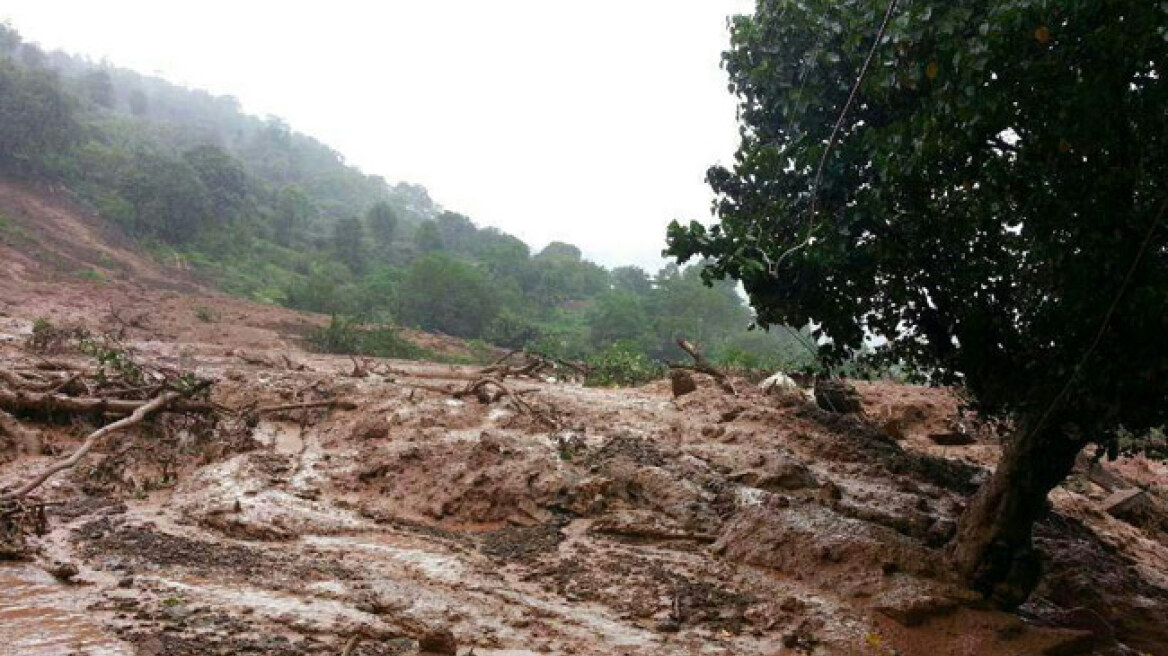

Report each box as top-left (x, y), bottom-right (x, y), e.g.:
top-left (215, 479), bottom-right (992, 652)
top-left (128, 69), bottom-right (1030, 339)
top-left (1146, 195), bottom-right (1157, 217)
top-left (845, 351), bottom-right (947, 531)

top-left (0, 23), bottom-right (811, 376)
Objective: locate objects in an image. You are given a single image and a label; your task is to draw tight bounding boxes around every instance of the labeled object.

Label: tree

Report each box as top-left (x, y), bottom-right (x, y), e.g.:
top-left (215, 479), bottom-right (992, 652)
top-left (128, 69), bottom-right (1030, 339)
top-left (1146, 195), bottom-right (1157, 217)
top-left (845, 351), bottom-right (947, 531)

top-left (610, 265), bottom-right (653, 295)
top-left (588, 290), bottom-right (653, 350)
top-left (649, 264), bottom-right (751, 357)
top-left (333, 216), bottom-right (366, 274)
top-left (666, 0), bottom-right (1167, 607)
top-left (397, 254), bottom-right (500, 338)
top-left (435, 211), bottom-right (477, 253)
top-left (119, 152), bottom-right (213, 243)
top-left (414, 219), bottom-right (443, 252)
top-left (127, 87), bottom-right (149, 116)
top-left (183, 145), bottom-right (249, 222)
top-left (537, 241), bottom-right (583, 261)
top-left (0, 55), bottom-right (78, 177)
top-left (81, 69), bottom-right (115, 108)
top-left (273, 185), bottom-right (315, 246)
top-left (365, 201), bottom-right (399, 249)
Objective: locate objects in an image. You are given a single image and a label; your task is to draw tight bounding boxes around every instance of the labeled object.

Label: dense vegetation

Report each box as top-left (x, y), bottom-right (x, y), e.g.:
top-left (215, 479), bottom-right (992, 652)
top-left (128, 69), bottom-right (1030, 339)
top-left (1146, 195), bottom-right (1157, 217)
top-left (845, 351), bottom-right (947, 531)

top-left (0, 22), bottom-right (812, 375)
top-left (666, 0), bottom-right (1166, 606)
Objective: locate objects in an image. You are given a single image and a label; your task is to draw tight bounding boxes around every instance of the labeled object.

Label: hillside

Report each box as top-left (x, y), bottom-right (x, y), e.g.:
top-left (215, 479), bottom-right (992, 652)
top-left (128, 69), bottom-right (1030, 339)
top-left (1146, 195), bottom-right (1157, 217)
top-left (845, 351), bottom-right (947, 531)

top-left (0, 23), bottom-right (811, 373)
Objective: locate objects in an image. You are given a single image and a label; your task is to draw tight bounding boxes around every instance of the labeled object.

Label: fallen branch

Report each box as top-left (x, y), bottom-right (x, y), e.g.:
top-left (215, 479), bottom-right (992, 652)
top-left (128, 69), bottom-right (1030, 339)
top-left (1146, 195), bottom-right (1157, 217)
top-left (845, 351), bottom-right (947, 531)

top-left (0, 388), bottom-right (213, 417)
top-left (674, 338), bottom-right (736, 395)
top-left (454, 376), bottom-right (559, 427)
top-left (2, 392), bottom-right (180, 500)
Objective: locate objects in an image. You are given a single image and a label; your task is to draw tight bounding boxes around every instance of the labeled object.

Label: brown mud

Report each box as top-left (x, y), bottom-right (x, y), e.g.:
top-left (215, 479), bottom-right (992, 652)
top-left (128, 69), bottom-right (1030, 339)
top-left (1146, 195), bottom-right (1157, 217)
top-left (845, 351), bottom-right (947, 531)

top-left (0, 181), bottom-right (1166, 655)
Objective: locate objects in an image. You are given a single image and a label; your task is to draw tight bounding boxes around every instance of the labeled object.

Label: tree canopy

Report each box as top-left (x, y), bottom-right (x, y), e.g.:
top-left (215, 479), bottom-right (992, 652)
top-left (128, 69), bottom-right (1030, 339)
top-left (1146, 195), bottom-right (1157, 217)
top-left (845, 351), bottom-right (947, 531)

top-left (666, 0), bottom-right (1167, 606)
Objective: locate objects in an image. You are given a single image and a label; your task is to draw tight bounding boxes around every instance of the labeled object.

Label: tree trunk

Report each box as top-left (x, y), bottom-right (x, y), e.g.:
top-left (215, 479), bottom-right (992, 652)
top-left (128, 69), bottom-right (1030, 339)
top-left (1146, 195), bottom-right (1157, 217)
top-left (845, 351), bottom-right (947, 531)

top-left (950, 423), bottom-right (1084, 608)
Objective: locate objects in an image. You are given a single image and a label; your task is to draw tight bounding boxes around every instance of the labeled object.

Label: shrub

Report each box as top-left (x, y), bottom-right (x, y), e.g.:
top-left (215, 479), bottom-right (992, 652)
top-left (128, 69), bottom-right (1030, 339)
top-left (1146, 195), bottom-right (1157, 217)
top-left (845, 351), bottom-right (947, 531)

top-left (308, 316), bottom-right (427, 360)
top-left (584, 340), bottom-right (664, 387)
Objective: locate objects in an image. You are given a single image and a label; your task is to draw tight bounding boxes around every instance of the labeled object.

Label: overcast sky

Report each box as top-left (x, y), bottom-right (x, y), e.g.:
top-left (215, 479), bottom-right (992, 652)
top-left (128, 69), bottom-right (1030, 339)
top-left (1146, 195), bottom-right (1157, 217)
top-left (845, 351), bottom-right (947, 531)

top-left (2, 1), bottom-right (754, 271)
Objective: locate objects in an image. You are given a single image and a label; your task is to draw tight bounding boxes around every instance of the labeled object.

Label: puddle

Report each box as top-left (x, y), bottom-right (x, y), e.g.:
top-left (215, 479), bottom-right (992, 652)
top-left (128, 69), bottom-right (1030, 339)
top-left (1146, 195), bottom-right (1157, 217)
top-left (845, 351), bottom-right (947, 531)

top-left (253, 420), bottom-right (304, 455)
top-left (0, 563), bottom-right (131, 656)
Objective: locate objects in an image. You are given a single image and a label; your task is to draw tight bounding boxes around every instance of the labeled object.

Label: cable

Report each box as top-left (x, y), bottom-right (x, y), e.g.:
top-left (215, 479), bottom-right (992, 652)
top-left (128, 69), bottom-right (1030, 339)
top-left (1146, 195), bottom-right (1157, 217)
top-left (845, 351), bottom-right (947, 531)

top-left (772, 0), bottom-right (901, 273)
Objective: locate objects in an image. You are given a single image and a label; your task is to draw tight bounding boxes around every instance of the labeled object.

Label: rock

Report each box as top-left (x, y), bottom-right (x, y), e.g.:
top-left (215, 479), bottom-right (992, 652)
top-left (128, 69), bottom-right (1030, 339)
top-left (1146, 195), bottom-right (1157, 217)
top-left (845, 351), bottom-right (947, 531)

top-left (927, 432), bottom-right (975, 446)
top-left (759, 371), bottom-right (799, 395)
top-left (874, 595), bottom-right (960, 627)
top-left (1100, 487), bottom-right (1151, 522)
top-left (418, 627), bottom-right (457, 655)
top-left (818, 481), bottom-right (843, 502)
top-left (117, 576), bottom-right (135, 588)
top-left (655, 619), bottom-right (681, 633)
top-left (814, 380), bottom-right (863, 413)
top-left (757, 460), bottom-right (818, 491)
top-left (670, 370), bottom-right (697, 397)
top-left (43, 561), bottom-right (79, 582)
top-left (352, 415), bottom-right (391, 440)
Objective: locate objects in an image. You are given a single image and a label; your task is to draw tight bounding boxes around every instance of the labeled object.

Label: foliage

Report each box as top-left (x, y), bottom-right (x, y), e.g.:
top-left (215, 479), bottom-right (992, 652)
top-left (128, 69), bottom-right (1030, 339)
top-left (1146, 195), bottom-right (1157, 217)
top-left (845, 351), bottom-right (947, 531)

top-left (365, 200), bottom-right (398, 248)
top-left (26, 317), bottom-right (86, 354)
top-left (307, 315), bottom-right (426, 360)
top-left (396, 253), bottom-right (500, 338)
top-left (588, 290), bottom-right (652, 350)
top-left (666, 0), bottom-right (1168, 446)
top-left (584, 340), bottom-right (665, 387)
top-left (0, 54), bottom-right (79, 177)
top-left (332, 216), bottom-right (366, 274)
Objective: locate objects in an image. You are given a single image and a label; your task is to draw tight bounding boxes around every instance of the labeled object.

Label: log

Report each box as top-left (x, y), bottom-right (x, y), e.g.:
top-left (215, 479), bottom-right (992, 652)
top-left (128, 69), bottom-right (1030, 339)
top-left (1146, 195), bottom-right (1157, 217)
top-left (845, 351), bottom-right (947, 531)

top-left (0, 388), bottom-right (213, 417)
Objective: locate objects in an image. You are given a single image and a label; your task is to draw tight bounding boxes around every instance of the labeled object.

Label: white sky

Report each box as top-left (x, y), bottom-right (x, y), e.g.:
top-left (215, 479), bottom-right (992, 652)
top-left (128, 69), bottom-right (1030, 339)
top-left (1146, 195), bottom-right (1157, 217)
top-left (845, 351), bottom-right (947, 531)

top-left (1, 1), bottom-right (753, 271)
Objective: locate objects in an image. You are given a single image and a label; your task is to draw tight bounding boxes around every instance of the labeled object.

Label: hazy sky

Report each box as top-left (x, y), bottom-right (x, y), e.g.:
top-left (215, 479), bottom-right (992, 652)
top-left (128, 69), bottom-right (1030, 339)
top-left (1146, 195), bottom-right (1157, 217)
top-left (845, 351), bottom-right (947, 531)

top-left (1, 1), bottom-right (754, 270)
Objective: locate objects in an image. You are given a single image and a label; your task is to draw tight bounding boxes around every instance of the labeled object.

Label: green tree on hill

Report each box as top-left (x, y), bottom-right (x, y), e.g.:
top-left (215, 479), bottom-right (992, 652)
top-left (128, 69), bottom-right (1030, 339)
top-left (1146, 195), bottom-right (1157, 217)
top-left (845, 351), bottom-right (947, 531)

top-left (332, 216), bottom-right (366, 274)
top-left (667, 0), bottom-right (1168, 606)
top-left (397, 253), bottom-right (500, 338)
top-left (365, 200), bottom-right (398, 249)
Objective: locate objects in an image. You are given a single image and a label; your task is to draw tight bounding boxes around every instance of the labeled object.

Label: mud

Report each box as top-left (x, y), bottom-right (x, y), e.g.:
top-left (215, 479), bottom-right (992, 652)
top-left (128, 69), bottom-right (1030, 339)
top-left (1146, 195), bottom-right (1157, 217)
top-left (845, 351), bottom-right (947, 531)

top-left (0, 183), bottom-right (1166, 655)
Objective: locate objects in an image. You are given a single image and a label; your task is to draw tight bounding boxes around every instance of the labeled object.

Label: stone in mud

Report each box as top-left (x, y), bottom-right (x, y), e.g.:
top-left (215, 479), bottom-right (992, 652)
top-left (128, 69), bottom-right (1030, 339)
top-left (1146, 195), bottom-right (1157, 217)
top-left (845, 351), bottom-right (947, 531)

top-left (418, 627), bottom-right (457, 655)
top-left (670, 369), bottom-right (697, 398)
top-left (352, 415), bottom-right (391, 440)
top-left (814, 379), bottom-right (863, 413)
top-left (927, 431), bottom-right (975, 446)
top-left (757, 459), bottom-right (819, 491)
top-left (874, 594), bottom-right (960, 627)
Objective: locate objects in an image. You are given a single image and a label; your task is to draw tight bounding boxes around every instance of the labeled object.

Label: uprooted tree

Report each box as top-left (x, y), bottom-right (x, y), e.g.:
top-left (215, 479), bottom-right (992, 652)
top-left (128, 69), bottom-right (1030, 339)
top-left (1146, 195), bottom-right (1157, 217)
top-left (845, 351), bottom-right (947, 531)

top-left (666, 0), bottom-right (1167, 607)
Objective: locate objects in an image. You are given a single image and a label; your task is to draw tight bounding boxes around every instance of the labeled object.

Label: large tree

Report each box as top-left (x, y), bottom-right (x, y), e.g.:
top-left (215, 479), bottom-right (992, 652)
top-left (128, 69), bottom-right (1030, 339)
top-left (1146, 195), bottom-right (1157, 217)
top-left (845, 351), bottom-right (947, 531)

top-left (667, 0), bottom-right (1167, 607)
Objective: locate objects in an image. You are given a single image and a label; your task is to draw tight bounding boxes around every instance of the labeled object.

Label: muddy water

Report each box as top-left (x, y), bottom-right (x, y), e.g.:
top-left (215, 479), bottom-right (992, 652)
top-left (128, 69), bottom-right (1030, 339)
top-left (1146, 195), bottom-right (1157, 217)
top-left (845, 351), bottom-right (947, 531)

top-left (0, 564), bottom-right (131, 656)
top-left (253, 420), bottom-right (304, 455)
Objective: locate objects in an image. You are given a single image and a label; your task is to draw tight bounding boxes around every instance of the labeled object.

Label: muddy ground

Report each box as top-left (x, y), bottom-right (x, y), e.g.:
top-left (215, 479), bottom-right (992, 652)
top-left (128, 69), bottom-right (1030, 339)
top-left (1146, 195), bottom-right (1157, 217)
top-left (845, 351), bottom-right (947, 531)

top-left (1, 182), bottom-right (1167, 656)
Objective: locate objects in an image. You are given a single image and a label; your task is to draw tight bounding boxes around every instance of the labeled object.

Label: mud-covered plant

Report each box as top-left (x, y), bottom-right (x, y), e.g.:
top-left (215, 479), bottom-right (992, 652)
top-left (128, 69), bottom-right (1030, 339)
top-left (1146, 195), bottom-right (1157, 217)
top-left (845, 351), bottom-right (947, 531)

top-left (78, 334), bottom-right (145, 386)
top-left (584, 340), bottom-right (664, 387)
top-left (194, 306), bottom-right (216, 323)
top-left (26, 317), bottom-right (88, 354)
top-left (308, 315), bottom-right (425, 360)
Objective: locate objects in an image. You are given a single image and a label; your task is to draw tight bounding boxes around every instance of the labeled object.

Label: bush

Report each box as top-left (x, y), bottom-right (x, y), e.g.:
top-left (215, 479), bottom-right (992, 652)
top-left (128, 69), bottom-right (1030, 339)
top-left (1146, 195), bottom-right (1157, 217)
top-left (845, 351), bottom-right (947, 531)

top-left (308, 316), bottom-right (427, 360)
top-left (584, 340), bottom-right (664, 387)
